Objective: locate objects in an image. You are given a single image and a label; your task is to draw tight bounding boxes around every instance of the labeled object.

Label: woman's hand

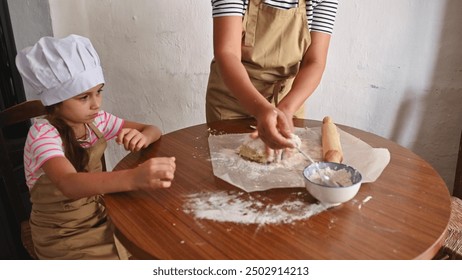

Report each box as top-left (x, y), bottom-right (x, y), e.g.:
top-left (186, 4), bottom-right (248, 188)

top-left (116, 128), bottom-right (150, 152)
top-left (278, 106), bottom-right (295, 133)
top-left (131, 157), bottom-right (176, 190)
top-left (254, 106), bottom-right (294, 150)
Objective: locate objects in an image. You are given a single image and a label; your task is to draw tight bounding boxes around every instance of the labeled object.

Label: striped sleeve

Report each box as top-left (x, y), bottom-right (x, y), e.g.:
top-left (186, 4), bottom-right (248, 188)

top-left (308, 0), bottom-right (338, 34)
top-left (211, 0), bottom-right (247, 17)
top-left (24, 118), bottom-right (65, 189)
top-left (93, 110), bottom-right (124, 141)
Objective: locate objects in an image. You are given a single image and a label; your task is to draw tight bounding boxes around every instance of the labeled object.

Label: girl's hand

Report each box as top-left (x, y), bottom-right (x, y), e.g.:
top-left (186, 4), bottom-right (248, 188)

top-left (131, 157), bottom-right (176, 190)
top-left (116, 128), bottom-right (150, 152)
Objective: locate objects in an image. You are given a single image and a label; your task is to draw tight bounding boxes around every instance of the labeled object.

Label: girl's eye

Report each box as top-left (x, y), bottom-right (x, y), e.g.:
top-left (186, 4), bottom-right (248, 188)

top-left (79, 95), bottom-right (89, 100)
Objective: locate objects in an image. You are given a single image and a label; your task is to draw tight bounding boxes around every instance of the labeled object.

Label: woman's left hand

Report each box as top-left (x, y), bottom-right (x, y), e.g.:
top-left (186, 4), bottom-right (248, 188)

top-left (116, 128), bottom-right (149, 152)
top-left (278, 107), bottom-right (295, 134)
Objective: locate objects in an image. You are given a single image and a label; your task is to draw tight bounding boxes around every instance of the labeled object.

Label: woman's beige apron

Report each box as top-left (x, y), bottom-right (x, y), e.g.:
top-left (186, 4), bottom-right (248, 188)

top-left (29, 123), bottom-right (128, 260)
top-left (206, 0), bottom-right (311, 122)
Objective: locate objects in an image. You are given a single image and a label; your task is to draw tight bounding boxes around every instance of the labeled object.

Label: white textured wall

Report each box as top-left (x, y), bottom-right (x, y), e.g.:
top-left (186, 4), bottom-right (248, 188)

top-left (10, 0), bottom-right (462, 193)
top-left (8, 0), bottom-right (53, 101)
top-left (8, 0), bottom-right (52, 51)
top-left (316, 0), bottom-right (462, 193)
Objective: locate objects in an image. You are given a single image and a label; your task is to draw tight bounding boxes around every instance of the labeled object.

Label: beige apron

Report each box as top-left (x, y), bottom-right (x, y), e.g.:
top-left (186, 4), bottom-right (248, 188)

top-left (29, 123), bottom-right (128, 260)
top-left (206, 0), bottom-right (311, 122)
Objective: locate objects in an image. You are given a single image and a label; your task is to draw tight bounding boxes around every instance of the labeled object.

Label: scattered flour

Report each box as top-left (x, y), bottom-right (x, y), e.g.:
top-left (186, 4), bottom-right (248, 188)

top-left (362, 195), bottom-right (372, 203)
top-left (183, 191), bottom-right (332, 225)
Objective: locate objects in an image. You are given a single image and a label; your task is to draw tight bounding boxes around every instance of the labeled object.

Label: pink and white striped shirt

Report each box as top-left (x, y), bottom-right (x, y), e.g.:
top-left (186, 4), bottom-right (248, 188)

top-left (24, 110), bottom-right (124, 189)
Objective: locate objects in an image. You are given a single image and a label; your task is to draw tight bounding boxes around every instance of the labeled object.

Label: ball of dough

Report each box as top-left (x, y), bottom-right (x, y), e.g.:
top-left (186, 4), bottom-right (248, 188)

top-left (238, 136), bottom-right (270, 163)
top-left (237, 134), bottom-right (301, 163)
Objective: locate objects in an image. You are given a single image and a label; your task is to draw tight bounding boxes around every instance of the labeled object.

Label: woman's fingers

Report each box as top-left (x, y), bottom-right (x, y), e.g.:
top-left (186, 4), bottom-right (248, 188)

top-left (257, 108), bottom-right (293, 149)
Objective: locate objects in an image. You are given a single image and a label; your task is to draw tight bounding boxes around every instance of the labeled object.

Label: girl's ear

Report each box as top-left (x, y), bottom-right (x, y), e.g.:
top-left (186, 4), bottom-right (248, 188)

top-left (48, 103), bottom-right (62, 116)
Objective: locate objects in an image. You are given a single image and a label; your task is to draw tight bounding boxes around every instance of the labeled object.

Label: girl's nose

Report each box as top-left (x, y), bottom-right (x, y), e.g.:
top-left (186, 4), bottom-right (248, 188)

top-left (90, 96), bottom-right (101, 109)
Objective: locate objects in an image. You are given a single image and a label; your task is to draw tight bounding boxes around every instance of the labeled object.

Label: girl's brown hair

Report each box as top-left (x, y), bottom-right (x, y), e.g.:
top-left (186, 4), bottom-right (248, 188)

top-left (45, 104), bottom-right (89, 172)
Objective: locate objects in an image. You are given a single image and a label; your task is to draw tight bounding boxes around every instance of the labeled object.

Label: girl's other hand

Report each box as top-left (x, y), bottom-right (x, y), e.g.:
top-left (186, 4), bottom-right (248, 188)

top-left (131, 157), bottom-right (176, 190)
top-left (116, 128), bottom-right (149, 152)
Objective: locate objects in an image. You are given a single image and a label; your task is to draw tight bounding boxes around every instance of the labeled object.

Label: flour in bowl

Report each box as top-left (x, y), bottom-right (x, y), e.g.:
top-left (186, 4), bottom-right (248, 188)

top-left (308, 167), bottom-right (353, 187)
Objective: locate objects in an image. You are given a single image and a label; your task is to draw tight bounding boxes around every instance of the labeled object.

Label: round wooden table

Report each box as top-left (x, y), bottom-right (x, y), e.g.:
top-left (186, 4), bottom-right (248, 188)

top-left (105, 118), bottom-right (451, 259)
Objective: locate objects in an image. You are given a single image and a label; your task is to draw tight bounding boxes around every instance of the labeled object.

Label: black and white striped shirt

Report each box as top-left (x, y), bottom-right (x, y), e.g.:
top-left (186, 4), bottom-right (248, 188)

top-left (211, 0), bottom-right (338, 34)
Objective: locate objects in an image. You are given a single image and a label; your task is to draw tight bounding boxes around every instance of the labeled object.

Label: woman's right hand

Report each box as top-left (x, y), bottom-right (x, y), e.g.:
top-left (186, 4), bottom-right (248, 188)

top-left (255, 106), bottom-right (294, 150)
top-left (131, 157), bottom-right (176, 190)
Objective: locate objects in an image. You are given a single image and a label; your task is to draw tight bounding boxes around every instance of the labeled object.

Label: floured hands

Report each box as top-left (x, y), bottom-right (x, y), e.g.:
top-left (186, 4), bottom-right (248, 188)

top-left (254, 106), bottom-right (294, 150)
top-left (131, 157), bottom-right (176, 190)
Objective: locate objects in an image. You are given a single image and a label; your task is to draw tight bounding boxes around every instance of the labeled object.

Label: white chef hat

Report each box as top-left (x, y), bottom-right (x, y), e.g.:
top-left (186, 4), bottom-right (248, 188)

top-left (16, 34), bottom-right (105, 106)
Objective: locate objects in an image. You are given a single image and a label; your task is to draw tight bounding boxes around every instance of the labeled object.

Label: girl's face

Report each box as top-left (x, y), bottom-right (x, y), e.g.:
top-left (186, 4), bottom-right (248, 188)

top-left (57, 83), bottom-right (104, 128)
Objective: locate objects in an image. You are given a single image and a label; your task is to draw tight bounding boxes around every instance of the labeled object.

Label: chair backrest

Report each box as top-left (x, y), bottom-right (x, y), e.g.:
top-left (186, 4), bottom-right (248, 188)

top-left (454, 130), bottom-right (462, 199)
top-left (0, 100), bottom-right (46, 225)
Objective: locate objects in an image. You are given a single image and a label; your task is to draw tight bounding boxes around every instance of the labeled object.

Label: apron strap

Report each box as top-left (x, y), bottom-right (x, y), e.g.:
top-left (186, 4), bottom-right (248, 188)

top-left (244, 0), bottom-right (260, 47)
top-left (87, 122), bottom-right (104, 139)
top-left (272, 80), bottom-right (290, 106)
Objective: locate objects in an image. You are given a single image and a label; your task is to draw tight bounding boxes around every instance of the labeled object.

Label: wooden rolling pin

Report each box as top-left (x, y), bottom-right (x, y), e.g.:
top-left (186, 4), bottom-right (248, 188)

top-left (322, 116), bottom-right (343, 163)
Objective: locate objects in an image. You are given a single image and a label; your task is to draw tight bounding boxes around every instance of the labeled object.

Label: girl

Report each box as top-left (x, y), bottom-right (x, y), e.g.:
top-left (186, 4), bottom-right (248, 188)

top-left (206, 0), bottom-right (338, 149)
top-left (16, 34), bottom-right (176, 259)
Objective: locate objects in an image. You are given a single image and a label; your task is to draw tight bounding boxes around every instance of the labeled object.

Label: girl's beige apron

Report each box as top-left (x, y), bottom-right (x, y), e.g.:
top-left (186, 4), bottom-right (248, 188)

top-left (206, 0), bottom-right (311, 121)
top-left (29, 123), bottom-right (128, 260)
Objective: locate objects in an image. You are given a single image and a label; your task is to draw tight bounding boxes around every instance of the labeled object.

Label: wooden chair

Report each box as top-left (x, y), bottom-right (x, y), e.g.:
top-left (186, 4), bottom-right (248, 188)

top-left (454, 130), bottom-right (462, 199)
top-left (435, 130), bottom-right (462, 259)
top-left (0, 100), bottom-right (46, 259)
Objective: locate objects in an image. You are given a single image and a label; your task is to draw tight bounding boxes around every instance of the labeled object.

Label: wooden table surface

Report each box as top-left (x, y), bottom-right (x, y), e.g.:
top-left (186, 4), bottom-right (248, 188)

top-left (104, 118), bottom-right (452, 260)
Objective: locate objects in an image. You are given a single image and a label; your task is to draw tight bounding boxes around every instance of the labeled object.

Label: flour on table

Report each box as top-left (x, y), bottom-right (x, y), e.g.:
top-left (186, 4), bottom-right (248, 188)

top-left (183, 191), bottom-right (331, 225)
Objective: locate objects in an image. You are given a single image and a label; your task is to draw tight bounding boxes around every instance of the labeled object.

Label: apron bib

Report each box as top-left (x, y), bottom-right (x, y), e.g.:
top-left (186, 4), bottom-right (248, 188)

top-left (29, 123), bottom-right (128, 259)
top-left (206, 0), bottom-right (311, 121)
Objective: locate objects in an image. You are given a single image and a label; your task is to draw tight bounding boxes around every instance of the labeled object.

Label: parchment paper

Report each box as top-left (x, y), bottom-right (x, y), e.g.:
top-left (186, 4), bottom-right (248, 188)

top-left (208, 127), bottom-right (390, 192)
